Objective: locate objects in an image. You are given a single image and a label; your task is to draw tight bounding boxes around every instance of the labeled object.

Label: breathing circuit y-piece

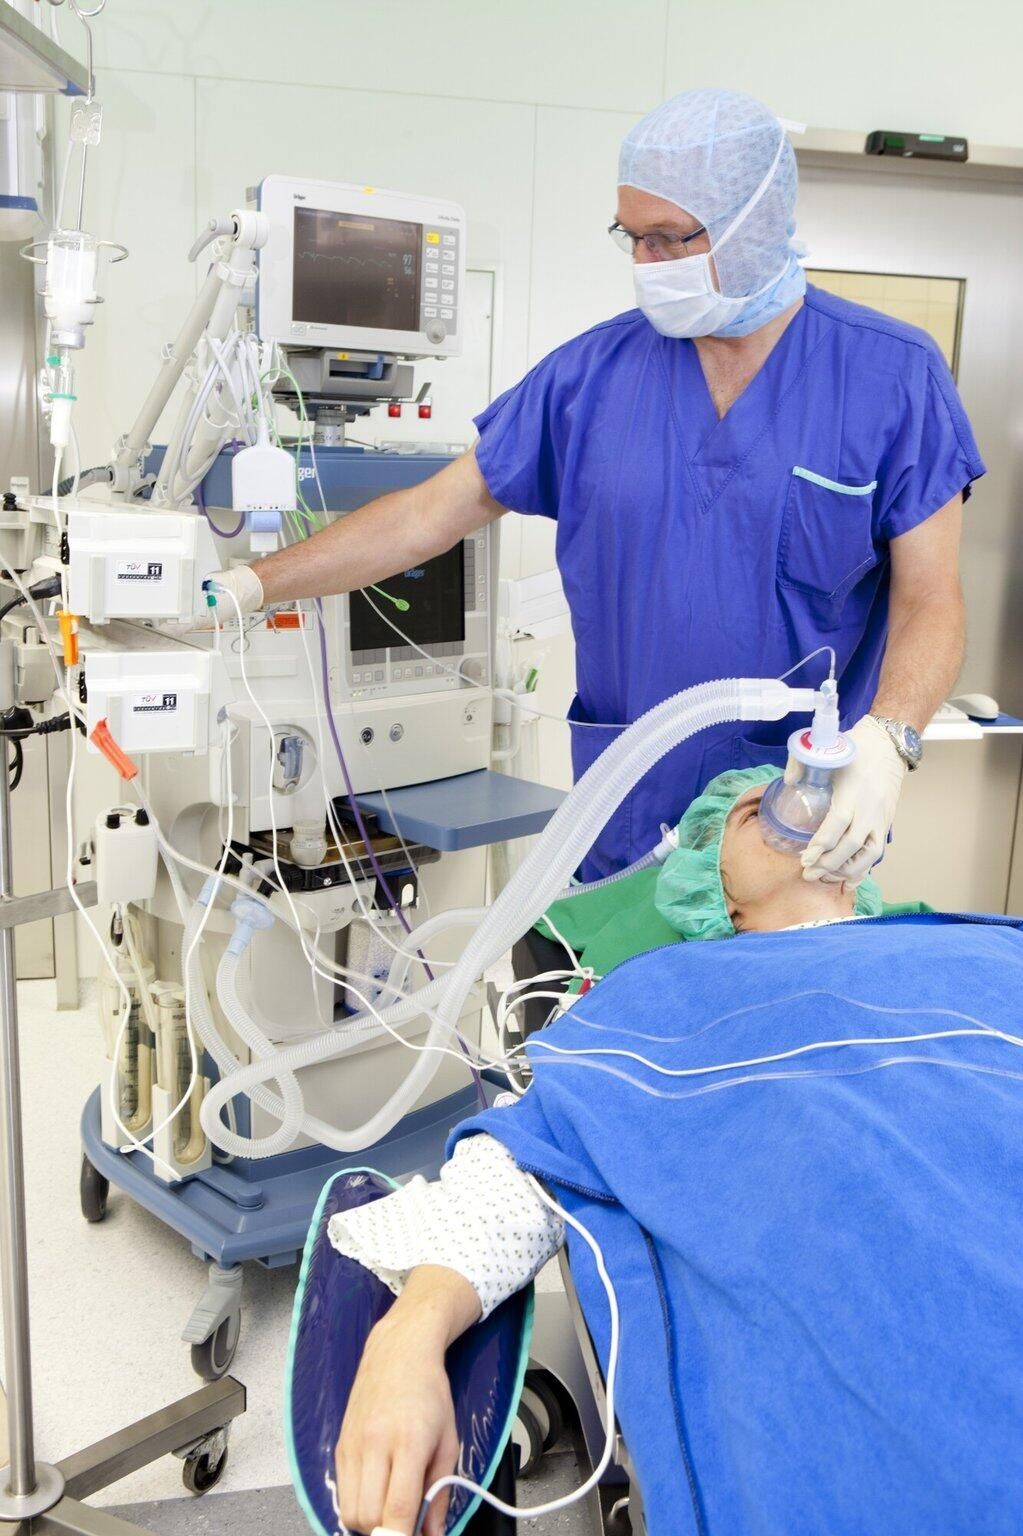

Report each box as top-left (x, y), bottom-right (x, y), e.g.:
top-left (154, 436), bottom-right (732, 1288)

top-left (759, 678), bottom-right (857, 855)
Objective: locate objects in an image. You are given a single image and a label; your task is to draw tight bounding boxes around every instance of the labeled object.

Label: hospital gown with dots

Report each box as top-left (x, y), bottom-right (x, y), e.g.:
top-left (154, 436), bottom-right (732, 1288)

top-left (328, 1133), bottom-right (563, 1319)
top-left (474, 285), bottom-right (985, 877)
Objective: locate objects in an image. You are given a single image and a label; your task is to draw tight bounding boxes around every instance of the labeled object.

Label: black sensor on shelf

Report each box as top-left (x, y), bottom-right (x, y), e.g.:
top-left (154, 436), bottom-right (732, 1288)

top-left (865, 131), bottom-right (968, 162)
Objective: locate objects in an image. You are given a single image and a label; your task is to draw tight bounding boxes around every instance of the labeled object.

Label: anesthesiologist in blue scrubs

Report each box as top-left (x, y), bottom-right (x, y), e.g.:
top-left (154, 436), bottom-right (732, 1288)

top-left (215, 88), bottom-right (984, 882)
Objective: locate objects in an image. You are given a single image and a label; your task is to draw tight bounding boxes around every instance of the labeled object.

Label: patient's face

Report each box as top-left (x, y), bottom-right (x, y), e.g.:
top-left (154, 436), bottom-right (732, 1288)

top-left (719, 785), bottom-right (801, 924)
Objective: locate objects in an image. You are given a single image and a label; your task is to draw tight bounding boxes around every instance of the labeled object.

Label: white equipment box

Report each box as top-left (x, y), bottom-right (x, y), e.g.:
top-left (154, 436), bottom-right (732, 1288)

top-left (68, 509), bottom-right (220, 624)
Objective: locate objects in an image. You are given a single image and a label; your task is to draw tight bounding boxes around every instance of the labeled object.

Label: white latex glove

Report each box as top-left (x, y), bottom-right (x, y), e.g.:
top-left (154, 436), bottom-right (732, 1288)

top-left (796, 715), bottom-right (907, 886)
top-left (203, 564), bottom-right (264, 616)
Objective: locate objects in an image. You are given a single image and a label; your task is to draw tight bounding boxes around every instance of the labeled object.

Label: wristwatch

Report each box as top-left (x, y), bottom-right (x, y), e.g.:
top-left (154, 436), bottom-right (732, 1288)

top-left (870, 715), bottom-right (923, 771)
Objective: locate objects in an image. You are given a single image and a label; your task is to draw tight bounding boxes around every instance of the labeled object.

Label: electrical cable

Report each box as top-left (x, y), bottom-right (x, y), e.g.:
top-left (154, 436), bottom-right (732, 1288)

top-left (414, 1181), bottom-right (620, 1533)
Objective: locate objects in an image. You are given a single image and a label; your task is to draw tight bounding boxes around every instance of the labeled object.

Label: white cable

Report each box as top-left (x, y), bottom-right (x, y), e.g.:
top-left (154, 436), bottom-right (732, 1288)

top-left (421, 1181), bottom-right (619, 1526)
top-left (357, 588), bottom-right (628, 731)
top-left (294, 602), bottom-right (451, 970)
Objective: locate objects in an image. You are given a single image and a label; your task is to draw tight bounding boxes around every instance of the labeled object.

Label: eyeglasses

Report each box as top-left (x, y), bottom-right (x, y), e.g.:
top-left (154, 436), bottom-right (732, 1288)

top-left (607, 221), bottom-right (708, 259)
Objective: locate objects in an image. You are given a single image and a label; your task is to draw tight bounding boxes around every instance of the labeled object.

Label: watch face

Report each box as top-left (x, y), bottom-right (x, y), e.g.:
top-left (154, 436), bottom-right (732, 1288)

top-left (903, 726), bottom-right (923, 759)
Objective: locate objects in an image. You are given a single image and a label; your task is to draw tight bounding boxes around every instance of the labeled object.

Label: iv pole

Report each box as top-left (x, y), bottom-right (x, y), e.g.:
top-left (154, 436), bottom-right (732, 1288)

top-left (0, 734), bottom-right (245, 1534)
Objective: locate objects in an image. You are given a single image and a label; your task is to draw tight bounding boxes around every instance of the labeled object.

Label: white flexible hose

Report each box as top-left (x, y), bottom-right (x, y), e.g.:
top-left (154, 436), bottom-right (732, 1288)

top-left (555, 846), bottom-right (660, 900)
top-left (197, 679), bottom-right (813, 1157)
top-left (216, 947), bottom-right (305, 1157)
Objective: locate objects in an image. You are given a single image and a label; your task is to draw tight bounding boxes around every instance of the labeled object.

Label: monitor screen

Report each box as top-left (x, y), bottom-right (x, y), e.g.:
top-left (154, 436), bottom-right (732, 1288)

top-left (292, 207), bottom-right (421, 331)
top-left (349, 544), bottom-right (466, 652)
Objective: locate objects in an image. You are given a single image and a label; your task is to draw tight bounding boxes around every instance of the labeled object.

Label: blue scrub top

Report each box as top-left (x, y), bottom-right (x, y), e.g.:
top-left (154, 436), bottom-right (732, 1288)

top-left (475, 285), bottom-right (985, 878)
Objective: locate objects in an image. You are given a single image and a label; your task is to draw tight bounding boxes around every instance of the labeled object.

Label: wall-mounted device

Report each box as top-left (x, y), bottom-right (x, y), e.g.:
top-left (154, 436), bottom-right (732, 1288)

top-left (865, 131), bottom-right (968, 163)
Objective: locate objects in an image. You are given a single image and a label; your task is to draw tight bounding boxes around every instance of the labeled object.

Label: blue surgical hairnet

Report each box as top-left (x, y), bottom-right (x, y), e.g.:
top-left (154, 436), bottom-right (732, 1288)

top-left (618, 88), bottom-right (801, 300)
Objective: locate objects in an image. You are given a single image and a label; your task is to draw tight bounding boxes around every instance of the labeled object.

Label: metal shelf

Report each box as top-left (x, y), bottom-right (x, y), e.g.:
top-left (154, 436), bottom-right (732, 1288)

top-left (0, 0), bottom-right (88, 94)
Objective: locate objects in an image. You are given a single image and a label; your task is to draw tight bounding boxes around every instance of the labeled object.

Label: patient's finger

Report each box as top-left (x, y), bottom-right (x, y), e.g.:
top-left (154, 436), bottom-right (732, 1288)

top-left (351, 1445), bottom-right (391, 1536)
top-left (422, 1421), bottom-right (459, 1536)
top-left (380, 1448), bottom-right (429, 1536)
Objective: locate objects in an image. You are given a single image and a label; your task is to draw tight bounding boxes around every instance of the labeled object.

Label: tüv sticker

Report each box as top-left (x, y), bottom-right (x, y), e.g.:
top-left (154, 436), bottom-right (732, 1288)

top-left (131, 692), bottom-right (178, 714)
top-left (116, 560), bottom-right (164, 581)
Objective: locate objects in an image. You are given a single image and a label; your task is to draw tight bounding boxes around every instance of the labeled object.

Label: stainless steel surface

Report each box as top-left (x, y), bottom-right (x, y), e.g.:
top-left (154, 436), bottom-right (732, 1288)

top-left (0, 881), bottom-right (96, 930)
top-left (13, 735), bottom-right (55, 981)
top-left (57, 1379), bottom-right (245, 1502)
top-left (47, 736), bottom-right (77, 1009)
top-left (0, 231), bottom-right (45, 497)
top-left (35, 1497), bottom-right (159, 1536)
top-left (0, 737), bottom-right (36, 1496)
top-left (0, 2), bottom-right (88, 94)
top-left (0, 1462), bottom-right (63, 1521)
top-left (797, 156), bottom-right (1023, 912)
top-left (530, 1281), bottom-right (607, 1475)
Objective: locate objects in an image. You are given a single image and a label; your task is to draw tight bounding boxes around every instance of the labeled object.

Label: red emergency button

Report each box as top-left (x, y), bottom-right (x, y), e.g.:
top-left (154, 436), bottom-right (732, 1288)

top-left (388, 403), bottom-right (402, 418)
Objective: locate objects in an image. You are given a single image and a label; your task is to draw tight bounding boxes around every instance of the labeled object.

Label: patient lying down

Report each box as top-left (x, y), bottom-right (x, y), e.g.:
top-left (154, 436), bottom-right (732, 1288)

top-left (327, 768), bottom-right (1023, 1536)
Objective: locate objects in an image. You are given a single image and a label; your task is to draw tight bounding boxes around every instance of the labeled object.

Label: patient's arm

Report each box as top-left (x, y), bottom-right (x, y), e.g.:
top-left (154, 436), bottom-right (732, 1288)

top-left (336, 1264), bottom-right (480, 1536)
top-left (331, 1135), bottom-right (564, 1535)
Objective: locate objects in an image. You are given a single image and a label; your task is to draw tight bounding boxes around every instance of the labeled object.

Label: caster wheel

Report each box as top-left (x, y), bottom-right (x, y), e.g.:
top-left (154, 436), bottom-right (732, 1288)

top-left (182, 1442), bottom-right (229, 1495)
top-left (80, 1155), bottom-right (109, 1224)
top-left (524, 1370), bottom-right (565, 1451)
top-left (190, 1312), bottom-right (241, 1382)
top-left (510, 1399), bottom-right (543, 1478)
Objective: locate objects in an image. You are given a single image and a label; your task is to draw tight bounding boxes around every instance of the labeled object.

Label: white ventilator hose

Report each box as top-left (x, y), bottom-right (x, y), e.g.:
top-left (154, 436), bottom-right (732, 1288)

top-left (198, 679), bottom-right (818, 1156)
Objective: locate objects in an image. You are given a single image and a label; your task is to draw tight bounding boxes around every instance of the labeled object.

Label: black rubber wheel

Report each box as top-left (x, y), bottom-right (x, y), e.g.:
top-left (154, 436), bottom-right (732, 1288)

top-left (182, 1443), bottom-right (229, 1495)
top-left (510, 1399), bottom-right (543, 1478)
top-left (190, 1312), bottom-right (241, 1382)
top-left (80, 1155), bottom-right (109, 1223)
top-left (524, 1370), bottom-right (565, 1451)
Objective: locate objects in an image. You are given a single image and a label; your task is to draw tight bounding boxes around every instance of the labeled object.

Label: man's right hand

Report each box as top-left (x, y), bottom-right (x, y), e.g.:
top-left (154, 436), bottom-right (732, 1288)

top-left (335, 1266), bottom-right (480, 1536)
top-left (203, 565), bottom-right (264, 616)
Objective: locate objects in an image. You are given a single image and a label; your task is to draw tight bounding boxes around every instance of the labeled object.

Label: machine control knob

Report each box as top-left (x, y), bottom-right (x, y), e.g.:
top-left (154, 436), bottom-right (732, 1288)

top-left (389, 723), bottom-right (404, 743)
top-left (425, 320), bottom-right (446, 345)
top-left (360, 727), bottom-right (374, 745)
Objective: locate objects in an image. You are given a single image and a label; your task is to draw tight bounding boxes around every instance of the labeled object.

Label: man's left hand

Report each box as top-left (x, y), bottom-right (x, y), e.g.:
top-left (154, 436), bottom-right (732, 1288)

top-left (800, 716), bottom-right (907, 886)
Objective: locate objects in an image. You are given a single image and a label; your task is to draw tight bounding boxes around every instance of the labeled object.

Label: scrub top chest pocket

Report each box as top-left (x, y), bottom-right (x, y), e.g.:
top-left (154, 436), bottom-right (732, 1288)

top-left (777, 466), bottom-right (880, 605)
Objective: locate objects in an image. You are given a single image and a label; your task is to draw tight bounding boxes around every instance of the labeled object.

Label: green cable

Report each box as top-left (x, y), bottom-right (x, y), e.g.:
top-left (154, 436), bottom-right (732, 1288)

top-left (369, 584), bottom-right (410, 613)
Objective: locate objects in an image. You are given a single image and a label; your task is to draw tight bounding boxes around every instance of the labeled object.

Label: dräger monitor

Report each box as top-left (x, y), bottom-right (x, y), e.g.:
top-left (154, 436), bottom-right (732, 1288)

top-left (255, 175), bottom-right (466, 357)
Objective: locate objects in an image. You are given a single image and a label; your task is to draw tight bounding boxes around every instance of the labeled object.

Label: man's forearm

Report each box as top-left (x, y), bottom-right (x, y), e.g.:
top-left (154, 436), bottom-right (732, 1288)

top-left (248, 446), bottom-right (503, 606)
top-left (871, 590), bottom-right (965, 735)
top-left (252, 487), bottom-right (442, 604)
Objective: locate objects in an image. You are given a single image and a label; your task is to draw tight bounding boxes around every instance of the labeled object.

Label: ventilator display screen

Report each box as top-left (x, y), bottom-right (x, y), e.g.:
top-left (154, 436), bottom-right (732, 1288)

top-left (292, 207), bottom-right (420, 331)
top-left (349, 544), bottom-right (465, 651)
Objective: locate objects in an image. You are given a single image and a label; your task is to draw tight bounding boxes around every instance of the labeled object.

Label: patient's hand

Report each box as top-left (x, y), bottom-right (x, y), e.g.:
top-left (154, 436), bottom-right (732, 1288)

top-left (336, 1265), bottom-right (482, 1536)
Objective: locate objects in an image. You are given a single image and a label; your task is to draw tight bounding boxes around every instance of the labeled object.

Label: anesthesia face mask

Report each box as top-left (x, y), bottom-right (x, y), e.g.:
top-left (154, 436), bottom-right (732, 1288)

top-left (759, 679), bottom-right (856, 855)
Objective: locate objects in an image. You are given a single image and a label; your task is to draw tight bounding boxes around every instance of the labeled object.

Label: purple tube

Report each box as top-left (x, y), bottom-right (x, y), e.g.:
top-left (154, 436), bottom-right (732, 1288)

top-left (196, 480), bottom-right (247, 539)
top-left (314, 601), bottom-right (487, 1107)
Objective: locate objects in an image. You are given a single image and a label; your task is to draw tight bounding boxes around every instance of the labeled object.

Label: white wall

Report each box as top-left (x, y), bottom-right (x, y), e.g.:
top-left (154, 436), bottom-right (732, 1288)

top-left (62, 0), bottom-right (1023, 965)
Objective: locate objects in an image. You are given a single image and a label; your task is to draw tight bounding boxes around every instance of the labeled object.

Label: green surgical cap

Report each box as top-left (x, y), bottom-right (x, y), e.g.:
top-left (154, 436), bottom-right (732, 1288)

top-left (654, 765), bottom-right (883, 942)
